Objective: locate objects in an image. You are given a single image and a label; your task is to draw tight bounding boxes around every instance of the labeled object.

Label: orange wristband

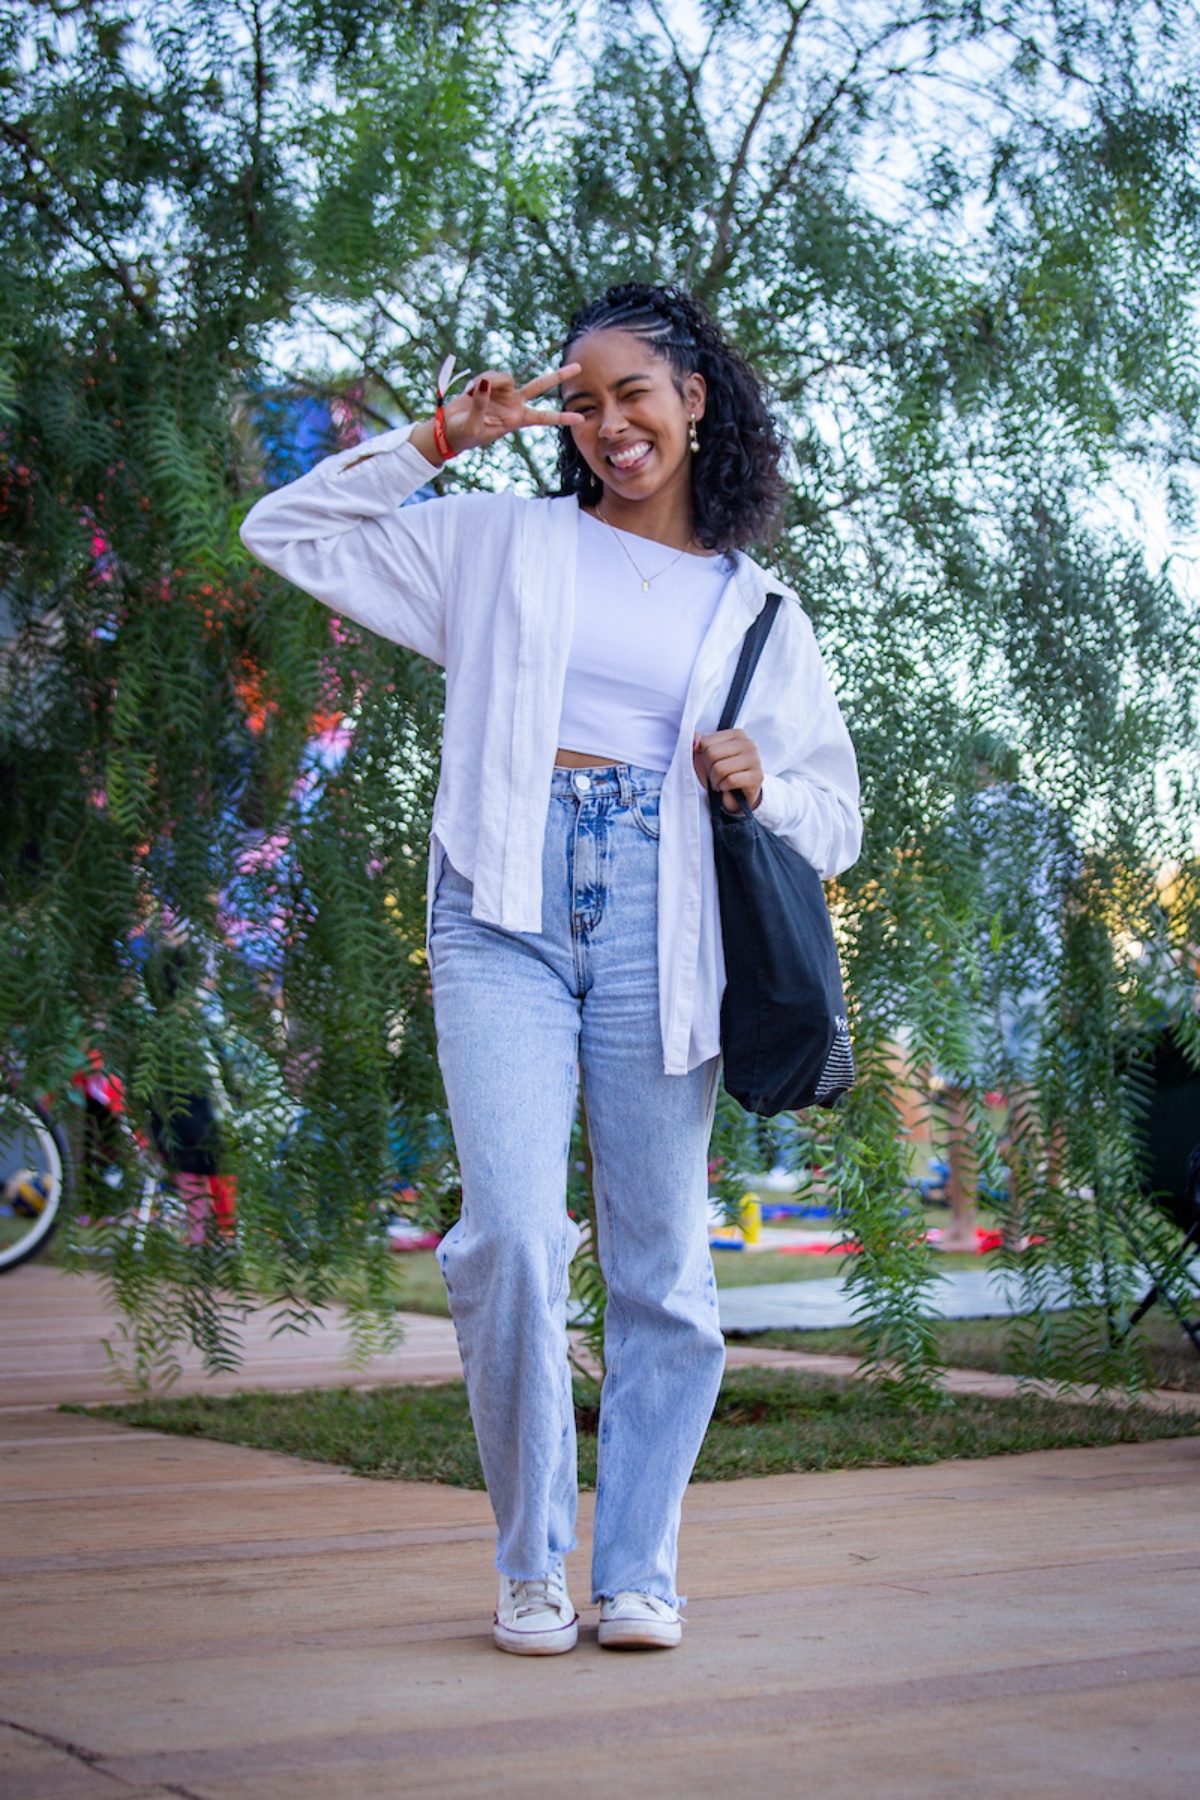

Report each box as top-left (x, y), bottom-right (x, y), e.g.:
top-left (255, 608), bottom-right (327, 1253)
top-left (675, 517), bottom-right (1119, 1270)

top-left (432, 404), bottom-right (456, 462)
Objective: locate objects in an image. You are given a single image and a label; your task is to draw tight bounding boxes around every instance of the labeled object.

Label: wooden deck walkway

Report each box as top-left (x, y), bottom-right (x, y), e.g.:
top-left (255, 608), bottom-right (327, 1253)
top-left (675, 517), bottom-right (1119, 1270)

top-left (2, 1264), bottom-right (1198, 1797)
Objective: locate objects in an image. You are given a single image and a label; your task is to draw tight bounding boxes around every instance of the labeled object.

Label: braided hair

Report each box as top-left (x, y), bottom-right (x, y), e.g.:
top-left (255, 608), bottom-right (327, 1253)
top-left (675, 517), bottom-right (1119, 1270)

top-left (557, 283), bottom-right (786, 553)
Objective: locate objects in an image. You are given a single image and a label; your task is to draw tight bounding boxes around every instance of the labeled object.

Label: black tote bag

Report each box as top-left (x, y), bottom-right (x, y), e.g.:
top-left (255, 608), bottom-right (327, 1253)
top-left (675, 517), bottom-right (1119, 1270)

top-left (709, 594), bottom-right (855, 1116)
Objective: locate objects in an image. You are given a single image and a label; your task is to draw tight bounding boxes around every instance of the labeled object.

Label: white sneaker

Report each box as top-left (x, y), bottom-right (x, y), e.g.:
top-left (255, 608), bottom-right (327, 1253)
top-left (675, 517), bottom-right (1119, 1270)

top-left (597, 1590), bottom-right (682, 1650)
top-left (493, 1563), bottom-right (579, 1656)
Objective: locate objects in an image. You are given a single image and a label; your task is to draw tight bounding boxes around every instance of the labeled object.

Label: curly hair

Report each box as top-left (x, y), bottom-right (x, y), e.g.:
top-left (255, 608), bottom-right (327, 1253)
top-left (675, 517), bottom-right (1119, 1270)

top-left (556, 283), bottom-right (787, 554)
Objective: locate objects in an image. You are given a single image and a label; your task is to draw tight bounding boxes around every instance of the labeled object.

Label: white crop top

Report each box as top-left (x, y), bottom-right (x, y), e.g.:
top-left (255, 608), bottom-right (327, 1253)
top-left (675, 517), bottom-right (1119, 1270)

top-left (557, 512), bottom-right (734, 772)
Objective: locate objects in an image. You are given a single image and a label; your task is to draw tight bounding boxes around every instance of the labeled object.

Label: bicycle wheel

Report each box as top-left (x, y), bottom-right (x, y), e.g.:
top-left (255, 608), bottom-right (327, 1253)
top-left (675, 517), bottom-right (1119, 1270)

top-left (0, 1099), bottom-right (70, 1272)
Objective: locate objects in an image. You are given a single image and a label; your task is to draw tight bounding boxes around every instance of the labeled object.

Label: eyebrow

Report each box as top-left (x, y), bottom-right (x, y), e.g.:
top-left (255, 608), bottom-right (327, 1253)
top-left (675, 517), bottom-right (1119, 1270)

top-left (561, 370), bottom-right (657, 405)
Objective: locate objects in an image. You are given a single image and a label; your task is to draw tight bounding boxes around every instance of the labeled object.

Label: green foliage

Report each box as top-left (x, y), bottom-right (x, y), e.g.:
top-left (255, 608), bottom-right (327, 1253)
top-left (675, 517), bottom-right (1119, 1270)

top-left (4, 1), bottom-right (1200, 1402)
top-left (822, 1037), bottom-right (947, 1404)
top-left (0, 0), bottom-right (476, 1371)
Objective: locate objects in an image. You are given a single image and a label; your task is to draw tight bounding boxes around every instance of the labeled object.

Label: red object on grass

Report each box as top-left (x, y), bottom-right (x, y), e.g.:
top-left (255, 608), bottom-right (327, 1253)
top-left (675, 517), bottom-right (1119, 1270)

top-left (776, 1241), bottom-right (861, 1255)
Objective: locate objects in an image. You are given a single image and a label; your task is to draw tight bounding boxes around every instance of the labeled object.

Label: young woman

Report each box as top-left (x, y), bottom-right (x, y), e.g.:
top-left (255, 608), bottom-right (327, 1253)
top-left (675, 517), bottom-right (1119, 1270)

top-left (241, 283), bottom-right (861, 1655)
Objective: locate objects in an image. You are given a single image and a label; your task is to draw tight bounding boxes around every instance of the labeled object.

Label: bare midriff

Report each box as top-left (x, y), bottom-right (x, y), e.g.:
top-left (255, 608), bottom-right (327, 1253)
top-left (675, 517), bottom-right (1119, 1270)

top-left (554, 748), bottom-right (624, 768)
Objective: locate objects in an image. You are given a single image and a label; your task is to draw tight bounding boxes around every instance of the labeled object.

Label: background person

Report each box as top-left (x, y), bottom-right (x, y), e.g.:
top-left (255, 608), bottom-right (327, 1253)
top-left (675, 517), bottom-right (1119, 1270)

top-left (143, 938), bottom-right (238, 1245)
top-left (241, 282), bottom-right (861, 1655)
top-left (935, 734), bottom-right (1076, 1249)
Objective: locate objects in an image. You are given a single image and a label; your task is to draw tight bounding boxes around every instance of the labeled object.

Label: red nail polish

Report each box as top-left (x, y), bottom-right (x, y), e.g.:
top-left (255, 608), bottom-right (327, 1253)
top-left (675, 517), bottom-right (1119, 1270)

top-left (479, 378), bottom-right (490, 394)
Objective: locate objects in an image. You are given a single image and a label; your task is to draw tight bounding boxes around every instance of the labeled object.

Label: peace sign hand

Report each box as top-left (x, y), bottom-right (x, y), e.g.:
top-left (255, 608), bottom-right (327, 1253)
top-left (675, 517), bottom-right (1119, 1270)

top-left (438, 363), bottom-right (584, 458)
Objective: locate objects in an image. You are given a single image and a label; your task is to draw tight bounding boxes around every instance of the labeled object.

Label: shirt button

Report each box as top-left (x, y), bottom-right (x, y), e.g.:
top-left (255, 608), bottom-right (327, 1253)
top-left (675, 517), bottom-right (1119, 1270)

top-left (573, 772), bottom-right (592, 795)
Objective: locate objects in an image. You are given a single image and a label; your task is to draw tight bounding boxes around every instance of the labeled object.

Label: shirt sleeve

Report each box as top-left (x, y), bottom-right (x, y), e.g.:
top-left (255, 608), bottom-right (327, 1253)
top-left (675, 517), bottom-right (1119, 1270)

top-left (239, 426), bottom-right (468, 665)
top-left (747, 606), bottom-right (863, 881)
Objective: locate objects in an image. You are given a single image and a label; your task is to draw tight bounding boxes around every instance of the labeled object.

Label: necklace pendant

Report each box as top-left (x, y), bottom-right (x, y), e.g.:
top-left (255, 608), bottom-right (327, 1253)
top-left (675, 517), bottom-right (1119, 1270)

top-left (642, 578), bottom-right (650, 592)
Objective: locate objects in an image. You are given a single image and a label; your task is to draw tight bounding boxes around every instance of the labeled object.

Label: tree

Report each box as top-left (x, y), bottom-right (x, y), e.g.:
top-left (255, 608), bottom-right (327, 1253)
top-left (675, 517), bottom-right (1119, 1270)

top-left (0, 0), bottom-right (511, 1377)
top-left (287, 0), bottom-right (1200, 1393)
top-left (3, 0), bottom-right (1198, 1395)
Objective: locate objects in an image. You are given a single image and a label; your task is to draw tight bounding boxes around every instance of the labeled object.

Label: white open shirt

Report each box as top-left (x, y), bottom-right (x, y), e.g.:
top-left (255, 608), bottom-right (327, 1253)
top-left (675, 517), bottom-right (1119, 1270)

top-left (240, 426), bottom-right (862, 1075)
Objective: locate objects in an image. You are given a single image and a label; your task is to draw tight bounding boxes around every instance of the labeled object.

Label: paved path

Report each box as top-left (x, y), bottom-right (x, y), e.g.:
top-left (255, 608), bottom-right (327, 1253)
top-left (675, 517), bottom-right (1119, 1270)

top-left (717, 1265), bottom-right (1076, 1333)
top-left (3, 1264), bottom-right (1200, 1795)
top-left (1, 1265), bottom-right (466, 1408)
top-left (2, 1408), bottom-right (1198, 1798)
top-left (5, 1265), bottom-right (1199, 1416)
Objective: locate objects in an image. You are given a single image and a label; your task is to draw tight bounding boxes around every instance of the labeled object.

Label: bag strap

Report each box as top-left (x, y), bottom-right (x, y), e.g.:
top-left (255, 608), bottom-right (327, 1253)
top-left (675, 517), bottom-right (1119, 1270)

top-left (717, 593), bottom-right (783, 732)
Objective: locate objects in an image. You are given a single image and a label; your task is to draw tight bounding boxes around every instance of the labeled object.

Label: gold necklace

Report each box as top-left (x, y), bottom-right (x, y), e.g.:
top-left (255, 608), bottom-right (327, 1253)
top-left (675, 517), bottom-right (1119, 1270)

top-left (595, 510), bottom-right (690, 593)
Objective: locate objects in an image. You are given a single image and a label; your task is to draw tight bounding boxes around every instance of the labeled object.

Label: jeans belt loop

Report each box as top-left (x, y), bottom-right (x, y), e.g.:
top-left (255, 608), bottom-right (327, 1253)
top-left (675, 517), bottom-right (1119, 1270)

top-left (618, 763), bottom-right (632, 808)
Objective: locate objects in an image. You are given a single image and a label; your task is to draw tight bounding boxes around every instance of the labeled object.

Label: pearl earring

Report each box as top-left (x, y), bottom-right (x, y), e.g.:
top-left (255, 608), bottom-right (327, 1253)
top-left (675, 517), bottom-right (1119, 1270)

top-left (688, 416), bottom-right (700, 454)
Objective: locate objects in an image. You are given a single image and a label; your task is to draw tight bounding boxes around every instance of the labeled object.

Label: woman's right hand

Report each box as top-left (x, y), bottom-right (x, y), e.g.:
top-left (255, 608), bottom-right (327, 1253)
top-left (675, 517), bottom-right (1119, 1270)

top-left (412, 363), bottom-right (583, 464)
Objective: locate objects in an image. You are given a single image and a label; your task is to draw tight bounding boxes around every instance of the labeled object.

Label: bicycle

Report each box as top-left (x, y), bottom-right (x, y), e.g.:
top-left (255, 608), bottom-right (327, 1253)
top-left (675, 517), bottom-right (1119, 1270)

top-left (1, 1047), bottom-right (241, 1271)
top-left (0, 1096), bottom-right (71, 1273)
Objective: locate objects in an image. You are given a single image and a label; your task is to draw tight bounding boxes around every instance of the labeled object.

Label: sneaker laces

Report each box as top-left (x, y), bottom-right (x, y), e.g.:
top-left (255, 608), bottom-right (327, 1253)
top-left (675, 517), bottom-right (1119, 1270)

top-left (507, 1566), bottom-right (567, 1619)
top-left (609, 1590), bottom-right (676, 1619)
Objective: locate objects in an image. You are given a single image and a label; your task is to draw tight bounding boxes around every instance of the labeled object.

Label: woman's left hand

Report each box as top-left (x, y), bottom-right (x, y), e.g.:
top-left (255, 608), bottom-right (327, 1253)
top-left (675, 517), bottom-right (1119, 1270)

top-left (693, 729), bottom-right (764, 813)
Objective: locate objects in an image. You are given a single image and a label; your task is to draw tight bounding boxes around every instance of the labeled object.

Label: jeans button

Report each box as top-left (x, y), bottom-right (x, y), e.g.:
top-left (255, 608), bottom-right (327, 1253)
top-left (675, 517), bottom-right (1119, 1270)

top-left (573, 772), bottom-right (592, 795)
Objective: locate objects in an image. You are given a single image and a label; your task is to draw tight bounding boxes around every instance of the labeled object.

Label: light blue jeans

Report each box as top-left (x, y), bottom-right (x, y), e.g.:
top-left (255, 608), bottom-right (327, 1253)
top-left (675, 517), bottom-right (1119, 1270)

top-left (431, 764), bottom-right (724, 1606)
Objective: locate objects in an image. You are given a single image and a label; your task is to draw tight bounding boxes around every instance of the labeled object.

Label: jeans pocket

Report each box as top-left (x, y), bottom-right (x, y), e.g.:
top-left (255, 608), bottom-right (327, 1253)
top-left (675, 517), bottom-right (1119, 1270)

top-left (631, 790), bottom-right (662, 841)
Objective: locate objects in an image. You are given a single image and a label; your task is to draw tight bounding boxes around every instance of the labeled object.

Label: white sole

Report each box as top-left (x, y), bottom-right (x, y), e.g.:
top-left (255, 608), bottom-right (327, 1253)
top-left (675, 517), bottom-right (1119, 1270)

top-left (597, 1619), bottom-right (681, 1650)
top-left (493, 1615), bottom-right (579, 1656)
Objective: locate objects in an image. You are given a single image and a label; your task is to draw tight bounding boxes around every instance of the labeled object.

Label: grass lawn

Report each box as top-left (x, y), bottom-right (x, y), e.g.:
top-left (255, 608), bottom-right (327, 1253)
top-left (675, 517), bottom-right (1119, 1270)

top-left (81, 1365), bottom-right (1198, 1489)
top-left (386, 1245), bottom-right (856, 1313)
top-left (390, 1250), bottom-right (452, 1315)
top-left (389, 1240), bottom-right (991, 1312)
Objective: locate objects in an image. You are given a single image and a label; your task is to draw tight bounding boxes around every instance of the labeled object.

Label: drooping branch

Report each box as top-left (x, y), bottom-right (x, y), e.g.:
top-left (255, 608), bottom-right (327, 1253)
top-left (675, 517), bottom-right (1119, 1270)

top-left (641, 0), bottom-right (717, 172)
top-left (699, 11), bottom-right (942, 297)
top-left (0, 118), bottom-right (161, 328)
top-left (240, 0), bottom-right (268, 244)
top-left (699, 0), bottom-right (816, 287)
